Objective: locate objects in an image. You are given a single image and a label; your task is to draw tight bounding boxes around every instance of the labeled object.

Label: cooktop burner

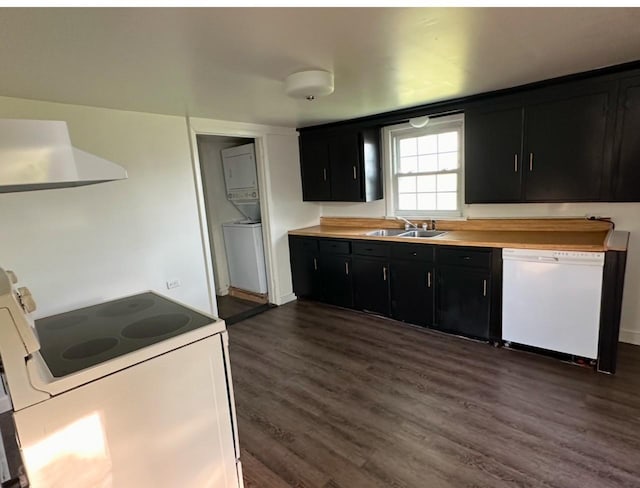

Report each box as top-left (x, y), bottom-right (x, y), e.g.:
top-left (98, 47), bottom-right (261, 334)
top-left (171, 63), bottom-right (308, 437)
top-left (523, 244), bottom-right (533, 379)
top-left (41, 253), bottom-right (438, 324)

top-left (35, 292), bottom-right (213, 378)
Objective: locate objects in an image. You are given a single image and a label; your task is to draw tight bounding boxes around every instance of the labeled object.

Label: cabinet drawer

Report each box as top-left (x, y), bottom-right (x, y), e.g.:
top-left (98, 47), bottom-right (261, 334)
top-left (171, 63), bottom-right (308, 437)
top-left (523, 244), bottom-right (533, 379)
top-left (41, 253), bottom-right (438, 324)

top-left (391, 243), bottom-right (434, 262)
top-left (319, 239), bottom-right (351, 255)
top-left (352, 241), bottom-right (390, 257)
top-left (293, 237), bottom-right (319, 253)
top-left (437, 247), bottom-right (491, 269)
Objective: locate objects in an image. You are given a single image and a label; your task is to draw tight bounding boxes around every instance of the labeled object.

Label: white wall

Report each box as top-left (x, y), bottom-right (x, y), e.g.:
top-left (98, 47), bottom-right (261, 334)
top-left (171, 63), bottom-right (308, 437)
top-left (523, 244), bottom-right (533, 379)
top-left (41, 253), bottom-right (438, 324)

top-left (0, 96), bottom-right (211, 317)
top-left (320, 197), bottom-right (640, 345)
top-left (196, 135), bottom-right (249, 295)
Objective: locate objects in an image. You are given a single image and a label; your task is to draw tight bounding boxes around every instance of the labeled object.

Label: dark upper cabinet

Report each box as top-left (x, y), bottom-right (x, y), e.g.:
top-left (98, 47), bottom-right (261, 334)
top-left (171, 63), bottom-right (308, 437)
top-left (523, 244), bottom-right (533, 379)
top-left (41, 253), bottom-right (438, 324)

top-left (299, 127), bottom-right (382, 202)
top-left (524, 91), bottom-right (611, 202)
top-left (352, 256), bottom-right (390, 316)
top-left (288, 236), bottom-right (322, 301)
top-left (612, 76), bottom-right (640, 201)
top-left (465, 107), bottom-right (524, 203)
top-left (465, 80), bottom-right (617, 203)
top-left (390, 260), bottom-right (434, 327)
top-left (299, 132), bottom-right (331, 201)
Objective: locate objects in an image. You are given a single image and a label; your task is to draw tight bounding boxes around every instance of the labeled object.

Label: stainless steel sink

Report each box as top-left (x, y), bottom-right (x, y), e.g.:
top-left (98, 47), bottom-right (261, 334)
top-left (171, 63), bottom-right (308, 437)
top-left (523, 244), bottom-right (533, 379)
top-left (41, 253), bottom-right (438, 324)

top-left (365, 229), bottom-right (408, 237)
top-left (399, 230), bottom-right (447, 238)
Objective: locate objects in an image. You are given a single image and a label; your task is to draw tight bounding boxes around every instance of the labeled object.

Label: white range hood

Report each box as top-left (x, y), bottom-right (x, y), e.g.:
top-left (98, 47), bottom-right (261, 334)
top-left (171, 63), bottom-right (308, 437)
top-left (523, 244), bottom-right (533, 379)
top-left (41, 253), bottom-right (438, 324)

top-left (0, 119), bottom-right (128, 193)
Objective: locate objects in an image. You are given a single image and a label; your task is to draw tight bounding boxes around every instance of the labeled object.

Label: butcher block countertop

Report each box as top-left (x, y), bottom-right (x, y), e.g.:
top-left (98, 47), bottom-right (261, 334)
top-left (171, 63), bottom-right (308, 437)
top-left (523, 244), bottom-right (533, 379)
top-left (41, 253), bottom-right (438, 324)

top-left (289, 217), bottom-right (629, 252)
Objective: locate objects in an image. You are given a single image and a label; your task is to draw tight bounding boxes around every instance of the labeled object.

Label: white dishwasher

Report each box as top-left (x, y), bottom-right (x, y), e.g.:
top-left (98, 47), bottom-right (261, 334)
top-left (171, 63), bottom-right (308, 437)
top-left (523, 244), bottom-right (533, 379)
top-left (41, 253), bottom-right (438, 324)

top-left (502, 248), bottom-right (604, 359)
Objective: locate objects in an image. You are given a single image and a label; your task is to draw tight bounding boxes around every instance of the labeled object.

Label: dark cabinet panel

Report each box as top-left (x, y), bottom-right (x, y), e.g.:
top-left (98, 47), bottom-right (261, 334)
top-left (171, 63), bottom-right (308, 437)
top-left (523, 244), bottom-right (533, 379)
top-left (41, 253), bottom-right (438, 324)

top-left (289, 236), bottom-right (322, 301)
top-left (329, 132), bottom-right (362, 201)
top-left (436, 265), bottom-right (491, 340)
top-left (321, 254), bottom-right (353, 308)
top-left (299, 127), bottom-right (382, 202)
top-left (390, 260), bottom-right (434, 327)
top-left (524, 92), bottom-right (610, 202)
top-left (352, 257), bottom-right (390, 316)
top-left (465, 108), bottom-right (523, 203)
top-left (612, 77), bottom-right (640, 201)
top-left (299, 133), bottom-right (331, 201)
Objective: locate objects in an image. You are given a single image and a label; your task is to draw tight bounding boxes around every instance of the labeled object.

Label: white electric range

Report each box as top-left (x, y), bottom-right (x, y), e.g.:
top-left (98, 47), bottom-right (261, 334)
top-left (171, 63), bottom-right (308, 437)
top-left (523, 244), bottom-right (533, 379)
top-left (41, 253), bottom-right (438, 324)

top-left (0, 268), bottom-right (243, 488)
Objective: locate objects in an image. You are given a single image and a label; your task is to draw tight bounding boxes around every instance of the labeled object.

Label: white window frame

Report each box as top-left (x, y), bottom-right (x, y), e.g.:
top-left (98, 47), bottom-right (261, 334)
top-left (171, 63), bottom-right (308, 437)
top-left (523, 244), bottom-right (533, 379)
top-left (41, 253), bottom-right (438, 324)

top-left (383, 113), bottom-right (465, 219)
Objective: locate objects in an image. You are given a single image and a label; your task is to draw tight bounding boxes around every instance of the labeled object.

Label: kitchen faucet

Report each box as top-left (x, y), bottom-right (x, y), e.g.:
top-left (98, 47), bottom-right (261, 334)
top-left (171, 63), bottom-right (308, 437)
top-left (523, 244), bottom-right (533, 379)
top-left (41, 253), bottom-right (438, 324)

top-left (396, 216), bottom-right (418, 230)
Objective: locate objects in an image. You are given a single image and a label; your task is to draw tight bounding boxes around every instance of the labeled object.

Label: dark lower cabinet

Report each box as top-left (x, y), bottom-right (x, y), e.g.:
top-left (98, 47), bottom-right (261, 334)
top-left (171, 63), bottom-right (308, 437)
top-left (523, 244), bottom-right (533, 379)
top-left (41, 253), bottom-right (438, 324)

top-left (290, 237), bottom-right (498, 341)
top-left (352, 256), bottom-right (390, 316)
top-left (436, 265), bottom-right (491, 339)
top-left (289, 236), bottom-right (322, 300)
top-left (390, 260), bottom-right (434, 326)
top-left (321, 254), bottom-right (353, 308)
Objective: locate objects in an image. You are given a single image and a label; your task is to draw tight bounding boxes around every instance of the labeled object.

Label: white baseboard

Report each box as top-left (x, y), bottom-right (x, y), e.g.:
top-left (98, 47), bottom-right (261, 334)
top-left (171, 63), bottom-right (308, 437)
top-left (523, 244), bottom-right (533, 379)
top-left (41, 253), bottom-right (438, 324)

top-left (619, 328), bottom-right (640, 346)
top-left (275, 292), bottom-right (297, 306)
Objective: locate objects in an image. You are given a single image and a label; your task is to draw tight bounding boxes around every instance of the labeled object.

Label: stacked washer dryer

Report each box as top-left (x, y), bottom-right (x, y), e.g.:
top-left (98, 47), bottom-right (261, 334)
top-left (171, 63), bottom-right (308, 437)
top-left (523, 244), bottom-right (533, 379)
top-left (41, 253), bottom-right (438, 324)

top-left (221, 143), bottom-right (268, 295)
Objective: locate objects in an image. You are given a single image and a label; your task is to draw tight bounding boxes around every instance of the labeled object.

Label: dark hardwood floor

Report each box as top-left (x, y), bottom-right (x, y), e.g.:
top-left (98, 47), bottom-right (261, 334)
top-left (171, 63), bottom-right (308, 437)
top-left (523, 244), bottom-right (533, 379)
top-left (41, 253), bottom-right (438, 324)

top-left (228, 300), bottom-right (640, 488)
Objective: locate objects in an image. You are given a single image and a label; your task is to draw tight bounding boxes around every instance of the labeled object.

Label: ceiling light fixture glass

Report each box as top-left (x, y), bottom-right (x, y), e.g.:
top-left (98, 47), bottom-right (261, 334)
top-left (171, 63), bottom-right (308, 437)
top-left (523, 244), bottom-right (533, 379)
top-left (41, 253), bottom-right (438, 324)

top-left (284, 70), bottom-right (334, 101)
top-left (409, 115), bottom-right (430, 128)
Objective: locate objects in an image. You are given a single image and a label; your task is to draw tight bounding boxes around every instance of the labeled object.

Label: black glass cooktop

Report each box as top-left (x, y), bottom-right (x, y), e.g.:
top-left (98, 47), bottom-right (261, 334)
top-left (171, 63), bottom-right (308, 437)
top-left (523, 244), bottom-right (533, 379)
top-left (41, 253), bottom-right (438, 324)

top-left (35, 292), bottom-right (213, 378)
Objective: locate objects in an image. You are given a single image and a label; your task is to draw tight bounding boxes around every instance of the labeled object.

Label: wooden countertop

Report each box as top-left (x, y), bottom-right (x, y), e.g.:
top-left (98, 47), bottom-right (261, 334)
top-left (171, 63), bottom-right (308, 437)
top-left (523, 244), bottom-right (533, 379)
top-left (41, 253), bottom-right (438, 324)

top-left (289, 225), bottom-right (626, 252)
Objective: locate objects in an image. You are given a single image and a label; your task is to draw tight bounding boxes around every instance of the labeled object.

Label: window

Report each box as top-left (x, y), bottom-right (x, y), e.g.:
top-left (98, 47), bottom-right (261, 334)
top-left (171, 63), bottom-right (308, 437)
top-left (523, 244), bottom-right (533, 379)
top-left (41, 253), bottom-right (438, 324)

top-left (384, 113), bottom-right (464, 218)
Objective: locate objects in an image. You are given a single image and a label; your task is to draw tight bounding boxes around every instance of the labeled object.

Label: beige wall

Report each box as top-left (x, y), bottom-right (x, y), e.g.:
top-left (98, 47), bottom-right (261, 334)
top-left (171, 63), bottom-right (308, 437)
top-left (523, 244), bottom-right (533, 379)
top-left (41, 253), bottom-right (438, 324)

top-left (319, 196), bottom-right (640, 345)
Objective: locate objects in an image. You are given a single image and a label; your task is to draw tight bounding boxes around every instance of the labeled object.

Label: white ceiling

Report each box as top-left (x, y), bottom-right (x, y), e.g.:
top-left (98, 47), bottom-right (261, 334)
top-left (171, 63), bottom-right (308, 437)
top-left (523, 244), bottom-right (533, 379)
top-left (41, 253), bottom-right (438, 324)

top-left (1, 7), bottom-right (640, 128)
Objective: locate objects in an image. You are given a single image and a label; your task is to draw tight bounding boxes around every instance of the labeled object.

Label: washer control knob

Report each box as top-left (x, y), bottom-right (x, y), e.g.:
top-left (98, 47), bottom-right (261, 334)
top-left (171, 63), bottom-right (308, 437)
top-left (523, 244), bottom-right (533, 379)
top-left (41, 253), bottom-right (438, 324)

top-left (5, 270), bottom-right (18, 284)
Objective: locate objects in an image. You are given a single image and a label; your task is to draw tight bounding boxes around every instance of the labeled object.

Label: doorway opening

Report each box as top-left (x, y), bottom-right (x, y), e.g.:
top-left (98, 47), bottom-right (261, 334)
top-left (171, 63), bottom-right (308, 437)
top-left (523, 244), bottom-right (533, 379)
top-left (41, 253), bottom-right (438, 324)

top-left (196, 134), bottom-right (271, 324)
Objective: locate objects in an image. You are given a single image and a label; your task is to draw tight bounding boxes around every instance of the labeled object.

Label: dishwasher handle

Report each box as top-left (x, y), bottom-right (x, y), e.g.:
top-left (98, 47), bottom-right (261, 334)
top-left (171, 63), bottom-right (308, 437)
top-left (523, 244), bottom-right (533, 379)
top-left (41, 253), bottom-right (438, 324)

top-left (537, 256), bottom-right (559, 263)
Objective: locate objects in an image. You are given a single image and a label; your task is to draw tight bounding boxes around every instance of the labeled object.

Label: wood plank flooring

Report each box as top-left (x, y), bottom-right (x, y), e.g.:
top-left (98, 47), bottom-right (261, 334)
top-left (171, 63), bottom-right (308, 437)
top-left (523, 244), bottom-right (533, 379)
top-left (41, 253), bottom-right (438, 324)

top-left (227, 300), bottom-right (640, 488)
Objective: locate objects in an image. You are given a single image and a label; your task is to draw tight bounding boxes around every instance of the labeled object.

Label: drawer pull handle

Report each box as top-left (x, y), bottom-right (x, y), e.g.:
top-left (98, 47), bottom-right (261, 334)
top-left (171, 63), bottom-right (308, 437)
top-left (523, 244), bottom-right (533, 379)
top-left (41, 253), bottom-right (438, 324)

top-left (427, 271), bottom-right (432, 288)
top-left (313, 258), bottom-right (318, 271)
top-left (483, 279), bottom-right (487, 297)
top-left (462, 256), bottom-right (471, 260)
top-left (514, 154), bottom-right (518, 173)
top-left (353, 165), bottom-right (357, 180)
top-left (412, 252), bottom-right (417, 256)
top-left (345, 261), bottom-right (349, 275)
top-left (383, 266), bottom-right (387, 281)
top-left (323, 168), bottom-right (327, 181)
top-left (529, 153), bottom-right (534, 171)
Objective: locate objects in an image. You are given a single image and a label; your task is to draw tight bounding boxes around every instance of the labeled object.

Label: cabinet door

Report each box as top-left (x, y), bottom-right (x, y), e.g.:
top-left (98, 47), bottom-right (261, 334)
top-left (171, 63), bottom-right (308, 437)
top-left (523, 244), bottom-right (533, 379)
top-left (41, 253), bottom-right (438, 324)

top-left (329, 132), bottom-right (363, 202)
top-left (390, 260), bottom-right (434, 327)
top-left (436, 266), bottom-right (490, 339)
top-left (299, 133), bottom-right (331, 201)
top-left (465, 107), bottom-right (524, 203)
top-left (321, 254), bottom-right (354, 308)
top-left (612, 76), bottom-right (640, 201)
top-left (289, 238), bottom-right (322, 300)
top-left (352, 257), bottom-right (390, 316)
top-left (524, 91), bottom-right (610, 202)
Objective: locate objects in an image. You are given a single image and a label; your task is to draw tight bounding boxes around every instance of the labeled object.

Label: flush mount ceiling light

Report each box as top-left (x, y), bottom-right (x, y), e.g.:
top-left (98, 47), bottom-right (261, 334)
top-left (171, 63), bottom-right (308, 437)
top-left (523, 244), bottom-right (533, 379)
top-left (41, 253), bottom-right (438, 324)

top-left (284, 70), bottom-right (334, 101)
top-left (409, 115), bottom-right (430, 128)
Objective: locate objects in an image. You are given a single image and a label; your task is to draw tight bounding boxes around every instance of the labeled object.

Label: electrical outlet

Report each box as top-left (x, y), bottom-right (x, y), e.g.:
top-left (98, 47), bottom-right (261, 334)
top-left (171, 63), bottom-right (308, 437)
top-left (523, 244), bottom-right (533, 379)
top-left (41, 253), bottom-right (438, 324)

top-left (166, 279), bottom-right (181, 290)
